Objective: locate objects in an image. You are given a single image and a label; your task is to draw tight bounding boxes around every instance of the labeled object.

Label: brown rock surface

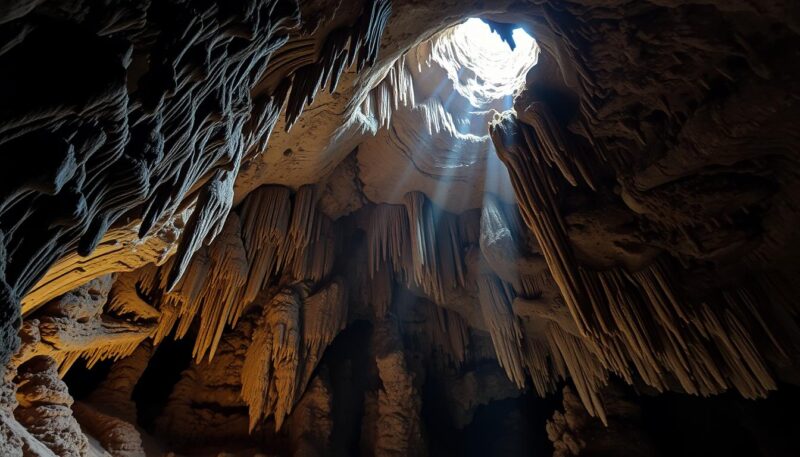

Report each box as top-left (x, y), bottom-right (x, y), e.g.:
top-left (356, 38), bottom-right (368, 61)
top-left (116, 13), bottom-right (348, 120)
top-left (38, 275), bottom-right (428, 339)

top-left (2, 0), bottom-right (800, 455)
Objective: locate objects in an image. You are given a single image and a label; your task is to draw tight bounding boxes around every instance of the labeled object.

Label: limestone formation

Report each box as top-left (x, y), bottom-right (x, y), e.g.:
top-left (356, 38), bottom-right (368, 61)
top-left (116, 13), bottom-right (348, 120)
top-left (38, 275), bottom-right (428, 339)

top-left (3, 0), bottom-right (800, 455)
top-left (14, 356), bottom-right (88, 457)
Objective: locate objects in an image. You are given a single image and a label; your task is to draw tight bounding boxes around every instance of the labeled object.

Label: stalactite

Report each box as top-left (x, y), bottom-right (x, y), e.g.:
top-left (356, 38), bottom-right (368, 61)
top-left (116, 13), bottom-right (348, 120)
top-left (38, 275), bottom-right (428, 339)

top-left (285, 0), bottom-right (393, 129)
top-left (165, 166), bottom-right (240, 292)
top-left (476, 272), bottom-right (526, 388)
top-left (432, 305), bottom-right (469, 366)
top-left (191, 214), bottom-right (250, 363)
top-left (107, 273), bottom-right (161, 322)
top-left (545, 323), bottom-right (609, 425)
top-left (241, 283), bottom-right (303, 432)
top-left (368, 204), bottom-right (411, 278)
top-left (238, 186), bottom-right (293, 305)
top-left (516, 101), bottom-right (596, 191)
top-left (435, 213), bottom-right (466, 291)
top-left (402, 300), bottom-right (469, 368)
top-left (299, 279), bottom-right (348, 391)
top-left (492, 105), bottom-right (800, 421)
top-left (241, 278), bottom-right (348, 433)
top-left (520, 335), bottom-right (561, 397)
top-left (370, 266), bottom-right (394, 318)
top-left (362, 55), bottom-right (416, 128)
top-left (403, 192), bottom-right (444, 303)
top-left (287, 185), bottom-right (321, 258)
top-left (289, 213), bottom-right (337, 282)
top-left (153, 248), bottom-right (212, 345)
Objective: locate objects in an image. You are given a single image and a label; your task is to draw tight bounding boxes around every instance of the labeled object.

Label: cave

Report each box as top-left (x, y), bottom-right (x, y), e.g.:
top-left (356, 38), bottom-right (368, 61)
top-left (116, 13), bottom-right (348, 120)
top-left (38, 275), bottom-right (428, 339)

top-left (2, 1), bottom-right (800, 456)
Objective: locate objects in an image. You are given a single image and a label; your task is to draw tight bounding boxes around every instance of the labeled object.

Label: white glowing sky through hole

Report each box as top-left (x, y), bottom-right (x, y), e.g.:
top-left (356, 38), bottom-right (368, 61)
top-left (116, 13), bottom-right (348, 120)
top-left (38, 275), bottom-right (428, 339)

top-left (444, 18), bottom-right (539, 107)
top-left (460, 18), bottom-right (535, 75)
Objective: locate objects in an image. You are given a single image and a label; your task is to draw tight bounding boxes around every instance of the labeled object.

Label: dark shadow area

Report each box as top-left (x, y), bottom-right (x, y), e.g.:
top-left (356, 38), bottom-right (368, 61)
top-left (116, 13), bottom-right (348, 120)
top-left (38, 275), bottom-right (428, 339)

top-left (132, 333), bottom-right (193, 433)
top-left (63, 358), bottom-right (113, 400)
top-left (639, 382), bottom-right (800, 457)
top-left (421, 371), bottom-right (561, 457)
top-left (325, 320), bottom-right (375, 457)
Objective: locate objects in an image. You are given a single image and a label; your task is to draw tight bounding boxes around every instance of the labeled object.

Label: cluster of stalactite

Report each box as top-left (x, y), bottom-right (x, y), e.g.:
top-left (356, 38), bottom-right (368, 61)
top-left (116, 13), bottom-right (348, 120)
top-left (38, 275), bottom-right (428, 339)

top-left (117, 184), bottom-right (338, 364)
top-left (360, 55), bottom-right (416, 129)
top-left (366, 193), bottom-right (468, 305)
top-left (0, 0), bottom-right (394, 373)
top-left (490, 98), bottom-right (800, 423)
top-left (0, 0), bottom-right (300, 370)
top-left (361, 192), bottom-right (589, 405)
top-left (240, 279), bottom-right (348, 431)
top-left (284, 0), bottom-right (393, 129)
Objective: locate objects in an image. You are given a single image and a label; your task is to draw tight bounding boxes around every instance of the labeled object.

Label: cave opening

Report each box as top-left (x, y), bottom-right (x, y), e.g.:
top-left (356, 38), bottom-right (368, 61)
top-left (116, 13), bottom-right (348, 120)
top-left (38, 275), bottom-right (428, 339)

top-left (441, 18), bottom-right (538, 109)
top-left (4, 1), bottom-right (800, 456)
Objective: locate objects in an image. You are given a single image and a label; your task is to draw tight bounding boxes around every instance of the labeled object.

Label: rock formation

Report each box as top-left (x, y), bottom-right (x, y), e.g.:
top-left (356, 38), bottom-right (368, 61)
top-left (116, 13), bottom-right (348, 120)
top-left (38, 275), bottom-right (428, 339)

top-left (2, 0), bottom-right (800, 455)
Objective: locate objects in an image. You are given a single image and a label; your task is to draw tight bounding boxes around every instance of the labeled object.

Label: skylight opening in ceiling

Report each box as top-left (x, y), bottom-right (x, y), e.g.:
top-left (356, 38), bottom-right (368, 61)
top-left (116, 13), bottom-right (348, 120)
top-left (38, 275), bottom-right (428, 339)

top-left (434, 18), bottom-right (539, 108)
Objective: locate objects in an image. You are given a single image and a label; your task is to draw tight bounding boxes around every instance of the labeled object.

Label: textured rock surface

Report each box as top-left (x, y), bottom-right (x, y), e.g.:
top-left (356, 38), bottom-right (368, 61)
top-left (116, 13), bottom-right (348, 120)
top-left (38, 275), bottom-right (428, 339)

top-left (14, 356), bottom-right (88, 457)
top-left (2, 0), bottom-right (800, 455)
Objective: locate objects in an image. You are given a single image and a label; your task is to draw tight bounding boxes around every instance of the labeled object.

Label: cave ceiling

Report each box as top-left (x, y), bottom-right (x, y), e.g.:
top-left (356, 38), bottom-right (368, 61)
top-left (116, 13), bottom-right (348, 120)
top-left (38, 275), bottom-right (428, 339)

top-left (2, 0), bottom-right (800, 455)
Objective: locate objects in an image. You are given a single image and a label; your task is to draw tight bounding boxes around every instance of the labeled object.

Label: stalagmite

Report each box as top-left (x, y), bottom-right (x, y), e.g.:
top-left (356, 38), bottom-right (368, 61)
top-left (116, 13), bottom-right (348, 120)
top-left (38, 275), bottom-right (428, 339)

top-left (155, 312), bottom-right (256, 447)
top-left (286, 374), bottom-right (335, 457)
top-left (85, 342), bottom-right (153, 424)
top-left (372, 320), bottom-right (425, 457)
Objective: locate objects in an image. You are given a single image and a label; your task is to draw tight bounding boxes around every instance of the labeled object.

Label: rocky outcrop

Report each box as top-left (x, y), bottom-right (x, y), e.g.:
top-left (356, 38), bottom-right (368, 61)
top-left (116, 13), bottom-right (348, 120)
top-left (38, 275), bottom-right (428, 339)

top-left (371, 320), bottom-right (425, 457)
top-left (72, 402), bottom-right (144, 457)
top-left (14, 356), bottom-right (88, 457)
top-left (13, 275), bottom-right (153, 377)
top-left (547, 385), bottom-right (656, 457)
top-left (286, 373), bottom-right (334, 457)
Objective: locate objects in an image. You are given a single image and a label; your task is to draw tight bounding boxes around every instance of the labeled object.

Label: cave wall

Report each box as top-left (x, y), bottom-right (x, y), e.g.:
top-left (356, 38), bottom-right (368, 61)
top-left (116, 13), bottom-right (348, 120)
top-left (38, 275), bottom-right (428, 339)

top-left (2, 0), bottom-right (800, 455)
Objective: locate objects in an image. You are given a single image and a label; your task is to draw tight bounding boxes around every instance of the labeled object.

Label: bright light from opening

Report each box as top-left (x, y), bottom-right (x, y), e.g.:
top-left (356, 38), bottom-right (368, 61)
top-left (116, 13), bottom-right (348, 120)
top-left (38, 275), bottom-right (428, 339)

top-left (434, 18), bottom-right (538, 107)
top-left (459, 18), bottom-right (535, 65)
